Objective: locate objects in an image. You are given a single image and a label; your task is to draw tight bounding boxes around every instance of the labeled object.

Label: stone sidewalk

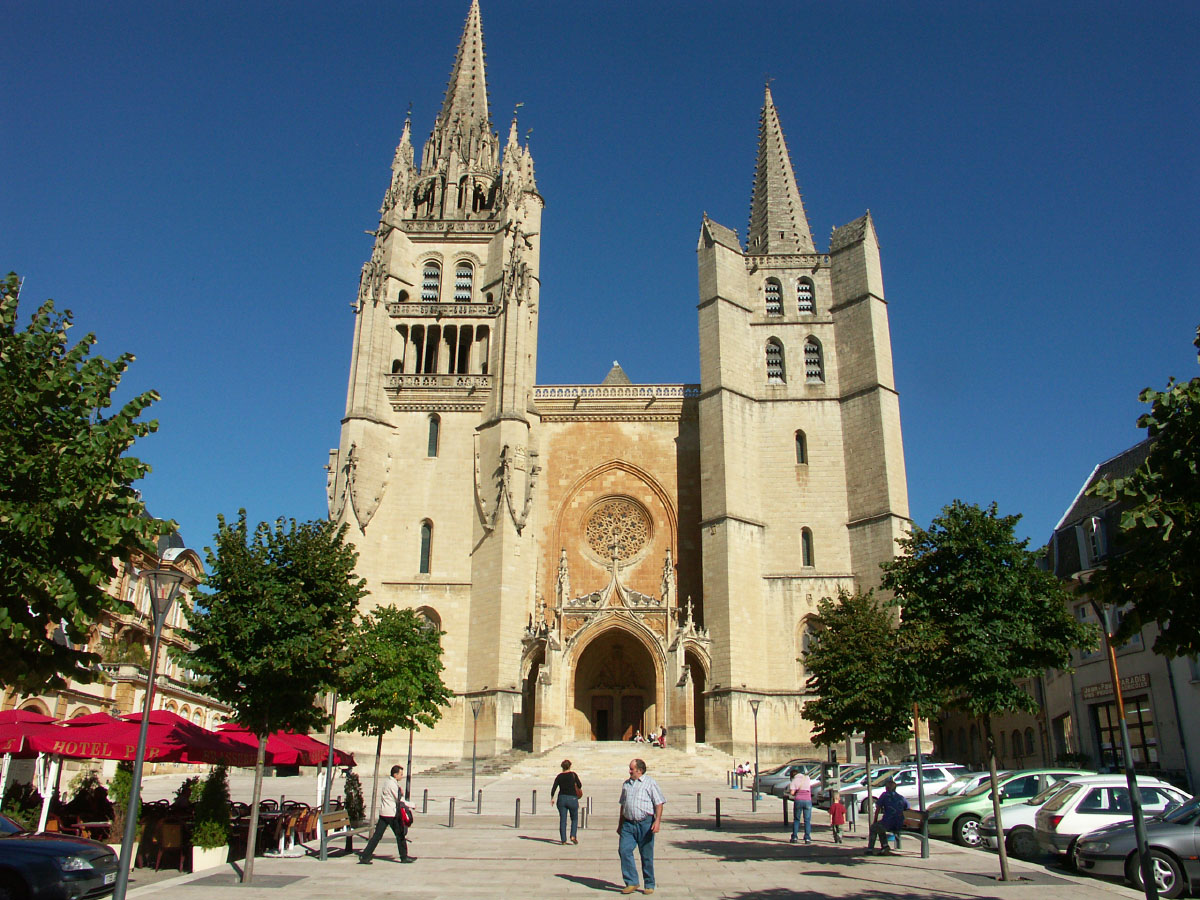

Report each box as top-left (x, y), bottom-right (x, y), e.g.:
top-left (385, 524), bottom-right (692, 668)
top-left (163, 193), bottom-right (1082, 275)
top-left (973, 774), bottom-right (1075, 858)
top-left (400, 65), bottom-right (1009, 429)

top-left (128, 766), bottom-right (1143, 900)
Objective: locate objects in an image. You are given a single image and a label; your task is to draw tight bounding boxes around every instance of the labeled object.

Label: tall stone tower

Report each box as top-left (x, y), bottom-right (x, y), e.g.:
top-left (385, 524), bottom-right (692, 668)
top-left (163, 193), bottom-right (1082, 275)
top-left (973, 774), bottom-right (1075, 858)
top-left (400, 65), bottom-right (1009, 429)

top-left (695, 86), bottom-right (910, 754)
top-left (328, 0), bottom-right (542, 756)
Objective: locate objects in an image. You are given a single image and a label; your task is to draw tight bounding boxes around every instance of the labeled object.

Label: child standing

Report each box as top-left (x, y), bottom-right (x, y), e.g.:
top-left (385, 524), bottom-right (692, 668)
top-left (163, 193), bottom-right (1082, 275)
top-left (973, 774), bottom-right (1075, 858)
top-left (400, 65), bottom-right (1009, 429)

top-left (828, 791), bottom-right (846, 844)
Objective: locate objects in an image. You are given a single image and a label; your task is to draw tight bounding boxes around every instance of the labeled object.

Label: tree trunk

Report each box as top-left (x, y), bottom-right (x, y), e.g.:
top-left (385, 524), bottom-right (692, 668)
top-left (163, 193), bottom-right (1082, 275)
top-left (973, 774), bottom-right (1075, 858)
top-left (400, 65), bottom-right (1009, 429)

top-left (242, 733), bottom-right (268, 884)
top-left (370, 732), bottom-right (383, 824)
top-left (984, 716), bottom-right (1012, 882)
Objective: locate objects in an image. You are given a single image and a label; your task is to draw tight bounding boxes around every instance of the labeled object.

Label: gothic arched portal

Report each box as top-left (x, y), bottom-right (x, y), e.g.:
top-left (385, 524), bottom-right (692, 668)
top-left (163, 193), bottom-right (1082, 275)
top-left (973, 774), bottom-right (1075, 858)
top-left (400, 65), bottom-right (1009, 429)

top-left (571, 629), bottom-right (659, 741)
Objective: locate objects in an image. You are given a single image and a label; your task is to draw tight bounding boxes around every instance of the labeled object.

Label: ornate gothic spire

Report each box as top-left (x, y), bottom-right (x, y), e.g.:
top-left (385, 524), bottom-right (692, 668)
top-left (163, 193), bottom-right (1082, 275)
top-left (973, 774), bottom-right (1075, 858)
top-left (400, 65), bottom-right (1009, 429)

top-left (746, 85), bottom-right (815, 255)
top-left (425, 0), bottom-right (492, 171)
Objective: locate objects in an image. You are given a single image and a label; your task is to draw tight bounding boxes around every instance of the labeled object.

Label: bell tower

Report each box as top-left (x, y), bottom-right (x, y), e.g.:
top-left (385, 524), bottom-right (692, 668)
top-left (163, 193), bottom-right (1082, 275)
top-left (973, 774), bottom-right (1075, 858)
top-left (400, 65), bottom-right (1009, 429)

top-left (329, 0), bottom-right (542, 757)
top-left (696, 86), bottom-right (910, 755)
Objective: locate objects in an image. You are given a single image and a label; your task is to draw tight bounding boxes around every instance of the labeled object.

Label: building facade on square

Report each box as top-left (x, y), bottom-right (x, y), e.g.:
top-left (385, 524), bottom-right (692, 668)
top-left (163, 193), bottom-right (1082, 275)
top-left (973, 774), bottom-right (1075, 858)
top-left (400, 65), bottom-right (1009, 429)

top-left (327, 1), bottom-right (910, 761)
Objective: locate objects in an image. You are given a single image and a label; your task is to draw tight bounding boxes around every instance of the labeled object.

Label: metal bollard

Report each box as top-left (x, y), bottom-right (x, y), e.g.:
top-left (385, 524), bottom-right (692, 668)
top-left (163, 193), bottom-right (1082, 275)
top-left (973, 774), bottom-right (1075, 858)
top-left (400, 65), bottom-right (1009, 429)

top-left (783, 797), bottom-right (789, 825)
top-left (580, 806), bottom-right (587, 829)
top-left (515, 797), bottom-right (521, 828)
top-left (751, 786), bottom-right (757, 812)
top-left (449, 797), bottom-right (455, 828)
top-left (532, 789), bottom-right (537, 815)
top-left (715, 797), bottom-right (721, 829)
top-left (422, 788), bottom-right (429, 814)
top-left (697, 792), bottom-right (702, 814)
top-left (477, 790), bottom-right (483, 814)
top-left (587, 796), bottom-right (593, 815)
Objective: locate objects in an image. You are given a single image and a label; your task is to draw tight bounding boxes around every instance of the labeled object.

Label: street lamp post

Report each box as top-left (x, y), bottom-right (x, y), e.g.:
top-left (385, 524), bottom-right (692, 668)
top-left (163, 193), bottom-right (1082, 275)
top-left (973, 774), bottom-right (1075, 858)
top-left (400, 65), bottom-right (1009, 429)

top-left (470, 698), bottom-right (483, 802)
top-left (748, 699), bottom-right (761, 806)
top-left (1091, 599), bottom-right (1158, 900)
top-left (112, 566), bottom-right (187, 900)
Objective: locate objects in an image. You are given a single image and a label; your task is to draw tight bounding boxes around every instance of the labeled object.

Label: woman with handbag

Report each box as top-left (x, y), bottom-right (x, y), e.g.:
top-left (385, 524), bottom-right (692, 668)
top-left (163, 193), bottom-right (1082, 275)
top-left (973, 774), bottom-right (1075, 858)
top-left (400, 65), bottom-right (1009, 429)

top-left (550, 759), bottom-right (583, 845)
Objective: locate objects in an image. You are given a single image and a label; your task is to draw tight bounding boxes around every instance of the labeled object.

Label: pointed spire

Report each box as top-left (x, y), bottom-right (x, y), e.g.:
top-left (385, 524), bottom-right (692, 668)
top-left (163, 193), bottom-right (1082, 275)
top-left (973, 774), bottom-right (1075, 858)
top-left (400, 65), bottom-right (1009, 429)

top-left (747, 85), bottom-right (815, 255)
top-left (437, 0), bottom-right (491, 148)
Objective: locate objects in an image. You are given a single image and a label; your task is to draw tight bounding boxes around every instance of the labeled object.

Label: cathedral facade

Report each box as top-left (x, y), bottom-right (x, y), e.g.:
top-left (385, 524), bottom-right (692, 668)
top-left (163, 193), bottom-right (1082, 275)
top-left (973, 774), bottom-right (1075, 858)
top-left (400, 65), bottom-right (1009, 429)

top-left (327, 1), bottom-right (910, 761)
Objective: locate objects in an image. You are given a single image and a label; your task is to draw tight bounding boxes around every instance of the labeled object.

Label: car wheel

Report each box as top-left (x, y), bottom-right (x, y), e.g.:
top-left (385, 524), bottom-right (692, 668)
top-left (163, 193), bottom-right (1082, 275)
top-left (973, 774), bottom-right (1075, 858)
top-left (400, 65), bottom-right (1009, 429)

top-left (0, 872), bottom-right (28, 900)
top-left (954, 814), bottom-right (982, 848)
top-left (1006, 827), bottom-right (1038, 860)
top-left (1128, 851), bottom-right (1187, 899)
top-left (1067, 838), bottom-right (1084, 872)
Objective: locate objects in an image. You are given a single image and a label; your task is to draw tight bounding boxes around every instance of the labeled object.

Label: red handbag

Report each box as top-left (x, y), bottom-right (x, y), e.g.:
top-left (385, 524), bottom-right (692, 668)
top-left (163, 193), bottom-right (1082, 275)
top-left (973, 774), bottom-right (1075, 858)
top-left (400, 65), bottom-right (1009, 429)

top-left (400, 806), bottom-right (414, 827)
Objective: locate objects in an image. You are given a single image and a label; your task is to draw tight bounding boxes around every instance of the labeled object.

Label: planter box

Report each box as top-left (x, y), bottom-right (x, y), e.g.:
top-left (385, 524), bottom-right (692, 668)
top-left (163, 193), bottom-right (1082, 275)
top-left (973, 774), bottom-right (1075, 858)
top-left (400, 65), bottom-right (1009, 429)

top-left (191, 844), bottom-right (228, 873)
top-left (107, 844), bottom-right (137, 873)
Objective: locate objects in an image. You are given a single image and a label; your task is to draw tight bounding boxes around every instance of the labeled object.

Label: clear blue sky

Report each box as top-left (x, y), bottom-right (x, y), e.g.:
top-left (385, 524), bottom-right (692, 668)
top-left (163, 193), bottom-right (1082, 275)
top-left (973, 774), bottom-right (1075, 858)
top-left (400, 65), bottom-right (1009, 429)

top-left (5, 1), bottom-right (1197, 555)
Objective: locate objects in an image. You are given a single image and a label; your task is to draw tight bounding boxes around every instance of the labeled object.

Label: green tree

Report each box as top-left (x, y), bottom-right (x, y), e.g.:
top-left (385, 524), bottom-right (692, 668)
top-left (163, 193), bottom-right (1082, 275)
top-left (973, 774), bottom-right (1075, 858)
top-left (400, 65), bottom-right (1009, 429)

top-left (1090, 326), bottom-right (1200, 658)
top-left (0, 273), bottom-right (169, 691)
top-left (882, 500), bottom-right (1094, 880)
top-left (801, 589), bottom-right (915, 815)
top-left (178, 511), bottom-right (365, 882)
top-left (341, 605), bottom-right (451, 821)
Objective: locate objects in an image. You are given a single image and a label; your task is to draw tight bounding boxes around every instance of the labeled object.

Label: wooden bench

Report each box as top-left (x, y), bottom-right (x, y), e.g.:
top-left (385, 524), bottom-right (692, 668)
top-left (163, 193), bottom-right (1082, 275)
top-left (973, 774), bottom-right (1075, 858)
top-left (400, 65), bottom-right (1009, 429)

top-left (313, 810), bottom-right (370, 856)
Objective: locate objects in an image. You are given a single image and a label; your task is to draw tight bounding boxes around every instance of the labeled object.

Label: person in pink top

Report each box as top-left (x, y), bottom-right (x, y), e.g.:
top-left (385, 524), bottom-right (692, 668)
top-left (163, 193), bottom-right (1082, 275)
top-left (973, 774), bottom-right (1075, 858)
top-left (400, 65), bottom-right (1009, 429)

top-left (786, 767), bottom-right (813, 844)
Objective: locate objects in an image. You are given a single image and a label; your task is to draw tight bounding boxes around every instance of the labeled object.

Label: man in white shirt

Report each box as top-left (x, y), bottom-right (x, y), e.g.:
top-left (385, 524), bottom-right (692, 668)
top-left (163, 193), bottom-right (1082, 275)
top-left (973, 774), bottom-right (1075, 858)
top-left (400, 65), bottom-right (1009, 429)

top-left (358, 764), bottom-right (414, 864)
top-left (617, 758), bottom-right (665, 894)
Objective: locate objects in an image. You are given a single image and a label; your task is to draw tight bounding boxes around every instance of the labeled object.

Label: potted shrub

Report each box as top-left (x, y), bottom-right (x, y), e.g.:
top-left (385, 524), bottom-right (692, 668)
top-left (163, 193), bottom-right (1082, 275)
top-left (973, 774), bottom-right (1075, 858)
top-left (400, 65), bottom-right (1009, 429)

top-left (190, 765), bottom-right (231, 872)
top-left (344, 771), bottom-right (365, 826)
top-left (105, 762), bottom-right (140, 871)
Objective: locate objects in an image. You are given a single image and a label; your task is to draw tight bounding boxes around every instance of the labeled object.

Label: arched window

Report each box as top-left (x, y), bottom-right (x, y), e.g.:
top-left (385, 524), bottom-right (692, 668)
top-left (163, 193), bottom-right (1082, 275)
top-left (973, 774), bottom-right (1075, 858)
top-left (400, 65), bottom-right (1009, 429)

top-left (1012, 729), bottom-right (1023, 756)
top-left (969, 725), bottom-right (980, 761)
top-left (415, 606), bottom-right (442, 633)
top-left (427, 414), bottom-right (440, 458)
top-left (454, 262), bottom-right (473, 302)
top-left (1024, 727), bottom-right (1036, 755)
top-left (801, 528), bottom-right (815, 567)
top-left (795, 430), bottom-right (808, 465)
top-left (797, 277), bottom-right (815, 314)
top-left (999, 730), bottom-right (1008, 758)
top-left (764, 278), bottom-right (782, 316)
top-left (797, 617), bottom-right (819, 684)
top-left (421, 261), bottom-right (441, 302)
top-left (766, 339), bottom-right (785, 384)
top-left (804, 337), bottom-right (824, 383)
top-left (419, 520), bottom-right (433, 574)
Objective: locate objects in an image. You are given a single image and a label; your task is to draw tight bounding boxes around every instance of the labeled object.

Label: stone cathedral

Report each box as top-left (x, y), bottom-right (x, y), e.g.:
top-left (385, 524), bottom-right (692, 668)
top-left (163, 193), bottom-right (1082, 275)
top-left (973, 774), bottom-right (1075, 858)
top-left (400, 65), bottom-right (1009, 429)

top-left (327, 1), bottom-right (910, 761)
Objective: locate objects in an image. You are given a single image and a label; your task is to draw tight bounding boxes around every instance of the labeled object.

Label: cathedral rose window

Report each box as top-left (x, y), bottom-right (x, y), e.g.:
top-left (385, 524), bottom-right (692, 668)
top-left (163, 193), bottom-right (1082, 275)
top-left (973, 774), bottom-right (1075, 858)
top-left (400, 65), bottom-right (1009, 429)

top-left (585, 498), bottom-right (650, 561)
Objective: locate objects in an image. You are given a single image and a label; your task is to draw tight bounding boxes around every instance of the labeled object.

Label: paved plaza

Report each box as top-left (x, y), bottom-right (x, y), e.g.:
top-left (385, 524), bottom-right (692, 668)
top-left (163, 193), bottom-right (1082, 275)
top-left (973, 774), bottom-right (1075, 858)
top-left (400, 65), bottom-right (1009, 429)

top-left (126, 745), bottom-right (1143, 899)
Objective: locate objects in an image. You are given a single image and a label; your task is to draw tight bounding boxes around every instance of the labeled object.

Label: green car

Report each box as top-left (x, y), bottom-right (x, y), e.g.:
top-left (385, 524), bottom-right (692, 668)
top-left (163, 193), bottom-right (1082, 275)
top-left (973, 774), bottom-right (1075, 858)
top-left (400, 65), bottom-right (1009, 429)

top-left (925, 768), bottom-right (1093, 847)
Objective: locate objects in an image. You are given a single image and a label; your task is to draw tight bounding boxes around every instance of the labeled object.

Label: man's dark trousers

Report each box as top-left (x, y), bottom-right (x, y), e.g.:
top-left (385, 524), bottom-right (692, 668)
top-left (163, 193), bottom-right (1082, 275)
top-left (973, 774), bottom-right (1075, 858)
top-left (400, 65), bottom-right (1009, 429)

top-left (360, 815), bottom-right (407, 862)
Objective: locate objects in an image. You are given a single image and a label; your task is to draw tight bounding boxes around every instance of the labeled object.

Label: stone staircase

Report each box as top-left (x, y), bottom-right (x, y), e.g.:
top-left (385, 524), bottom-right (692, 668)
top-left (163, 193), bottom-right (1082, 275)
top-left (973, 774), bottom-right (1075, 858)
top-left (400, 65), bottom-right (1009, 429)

top-left (416, 745), bottom-right (543, 778)
top-left (505, 741), bottom-right (734, 780)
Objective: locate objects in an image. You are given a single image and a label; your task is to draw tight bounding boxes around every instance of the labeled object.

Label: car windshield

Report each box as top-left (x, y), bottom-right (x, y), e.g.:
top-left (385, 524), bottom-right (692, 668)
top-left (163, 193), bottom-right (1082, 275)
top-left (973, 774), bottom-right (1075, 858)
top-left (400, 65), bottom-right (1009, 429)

top-left (1161, 797), bottom-right (1200, 825)
top-left (1025, 780), bottom-right (1069, 806)
top-left (0, 814), bottom-right (27, 836)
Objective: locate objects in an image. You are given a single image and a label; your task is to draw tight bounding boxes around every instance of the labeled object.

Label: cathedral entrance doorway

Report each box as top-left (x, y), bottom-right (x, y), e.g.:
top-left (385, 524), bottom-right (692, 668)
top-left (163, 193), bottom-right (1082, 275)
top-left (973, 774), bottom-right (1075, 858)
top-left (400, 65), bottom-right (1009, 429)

top-left (572, 629), bottom-right (658, 741)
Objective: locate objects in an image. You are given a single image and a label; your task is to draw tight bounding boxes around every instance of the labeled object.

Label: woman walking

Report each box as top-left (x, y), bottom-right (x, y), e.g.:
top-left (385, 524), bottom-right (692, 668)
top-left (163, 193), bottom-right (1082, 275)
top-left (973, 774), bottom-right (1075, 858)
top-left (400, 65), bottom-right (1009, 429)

top-left (551, 759), bottom-right (583, 845)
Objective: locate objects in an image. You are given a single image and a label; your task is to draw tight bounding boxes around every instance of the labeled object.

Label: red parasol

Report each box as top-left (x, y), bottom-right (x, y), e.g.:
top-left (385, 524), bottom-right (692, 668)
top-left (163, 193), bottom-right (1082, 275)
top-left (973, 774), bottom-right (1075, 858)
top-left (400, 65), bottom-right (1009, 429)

top-left (0, 710), bottom-right (55, 757)
top-left (216, 724), bottom-right (354, 767)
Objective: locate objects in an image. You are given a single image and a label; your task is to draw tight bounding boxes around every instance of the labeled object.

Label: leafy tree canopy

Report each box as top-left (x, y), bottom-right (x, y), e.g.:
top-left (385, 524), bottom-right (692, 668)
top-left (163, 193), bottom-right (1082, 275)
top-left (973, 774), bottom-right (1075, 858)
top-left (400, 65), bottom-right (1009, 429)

top-left (882, 500), bottom-right (1095, 719)
top-left (1090, 326), bottom-right (1200, 658)
top-left (0, 272), bottom-right (169, 691)
top-left (801, 589), bottom-right (913, 747)
top-left (341, 605), bottom-right (452, 736)
top-left (178, 512), bottom-right (366, 737)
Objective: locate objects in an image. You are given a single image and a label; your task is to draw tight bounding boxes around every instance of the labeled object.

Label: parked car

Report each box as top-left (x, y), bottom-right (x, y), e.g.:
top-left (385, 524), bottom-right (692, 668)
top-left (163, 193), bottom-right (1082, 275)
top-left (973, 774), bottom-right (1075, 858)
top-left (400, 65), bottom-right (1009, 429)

top-left (925, 768), bottom-right (1094, 848)
top-left (0, 811), bottom-right (119, 900)
top-left (979, 778), bottom-right (1079, 859)
top-left (935, 771), bottom-right (1000, 800)
top-left (759, 760), bottom-right (823, 797)
top-left (843, 764), bottom-right (966, 812)
top-left (1034, 774), bottom-right (1189, 860)
top-left (808, 764), bottom-right (866, 804)
top-left (752, 759), bottom-right (822, 795)
top-left (1075, 795), bottom-right (1200, 899)
top-left (816, 766), bottom-right (900, 808)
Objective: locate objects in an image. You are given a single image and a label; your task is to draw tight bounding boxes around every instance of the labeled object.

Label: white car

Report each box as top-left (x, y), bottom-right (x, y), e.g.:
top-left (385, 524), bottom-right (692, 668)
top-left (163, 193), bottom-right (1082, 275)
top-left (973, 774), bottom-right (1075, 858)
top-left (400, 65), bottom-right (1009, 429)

top-left (817, 766), bottom-right (899, 808)
top-left (979, 778), bottom-right (1074, 858)
top-left (845, 764), bottom-right (966, 812)
top-left (1034, 774), bottom-right (1189, 859)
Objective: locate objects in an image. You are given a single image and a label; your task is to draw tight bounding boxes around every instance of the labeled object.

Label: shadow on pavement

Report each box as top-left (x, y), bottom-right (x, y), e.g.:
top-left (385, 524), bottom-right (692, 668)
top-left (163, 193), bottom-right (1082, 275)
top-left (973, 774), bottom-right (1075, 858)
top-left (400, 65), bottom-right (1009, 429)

top-left (718, 890), bottom-right (981, 900)
top-left (519, 834), bottom-right (570, 845)
top-left (555, 872), bottom-right (624, 892)
top-left (670, 838), bottom-right (871, 866)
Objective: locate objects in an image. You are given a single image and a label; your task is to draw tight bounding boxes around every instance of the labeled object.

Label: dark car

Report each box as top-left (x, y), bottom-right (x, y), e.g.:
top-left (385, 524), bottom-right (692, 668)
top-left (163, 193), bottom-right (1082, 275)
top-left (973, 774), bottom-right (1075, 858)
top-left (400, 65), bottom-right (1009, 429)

top-left (1074, 795), bottom-right (1199, 899)
top-left (0, 812), bottom-right (119, 900)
